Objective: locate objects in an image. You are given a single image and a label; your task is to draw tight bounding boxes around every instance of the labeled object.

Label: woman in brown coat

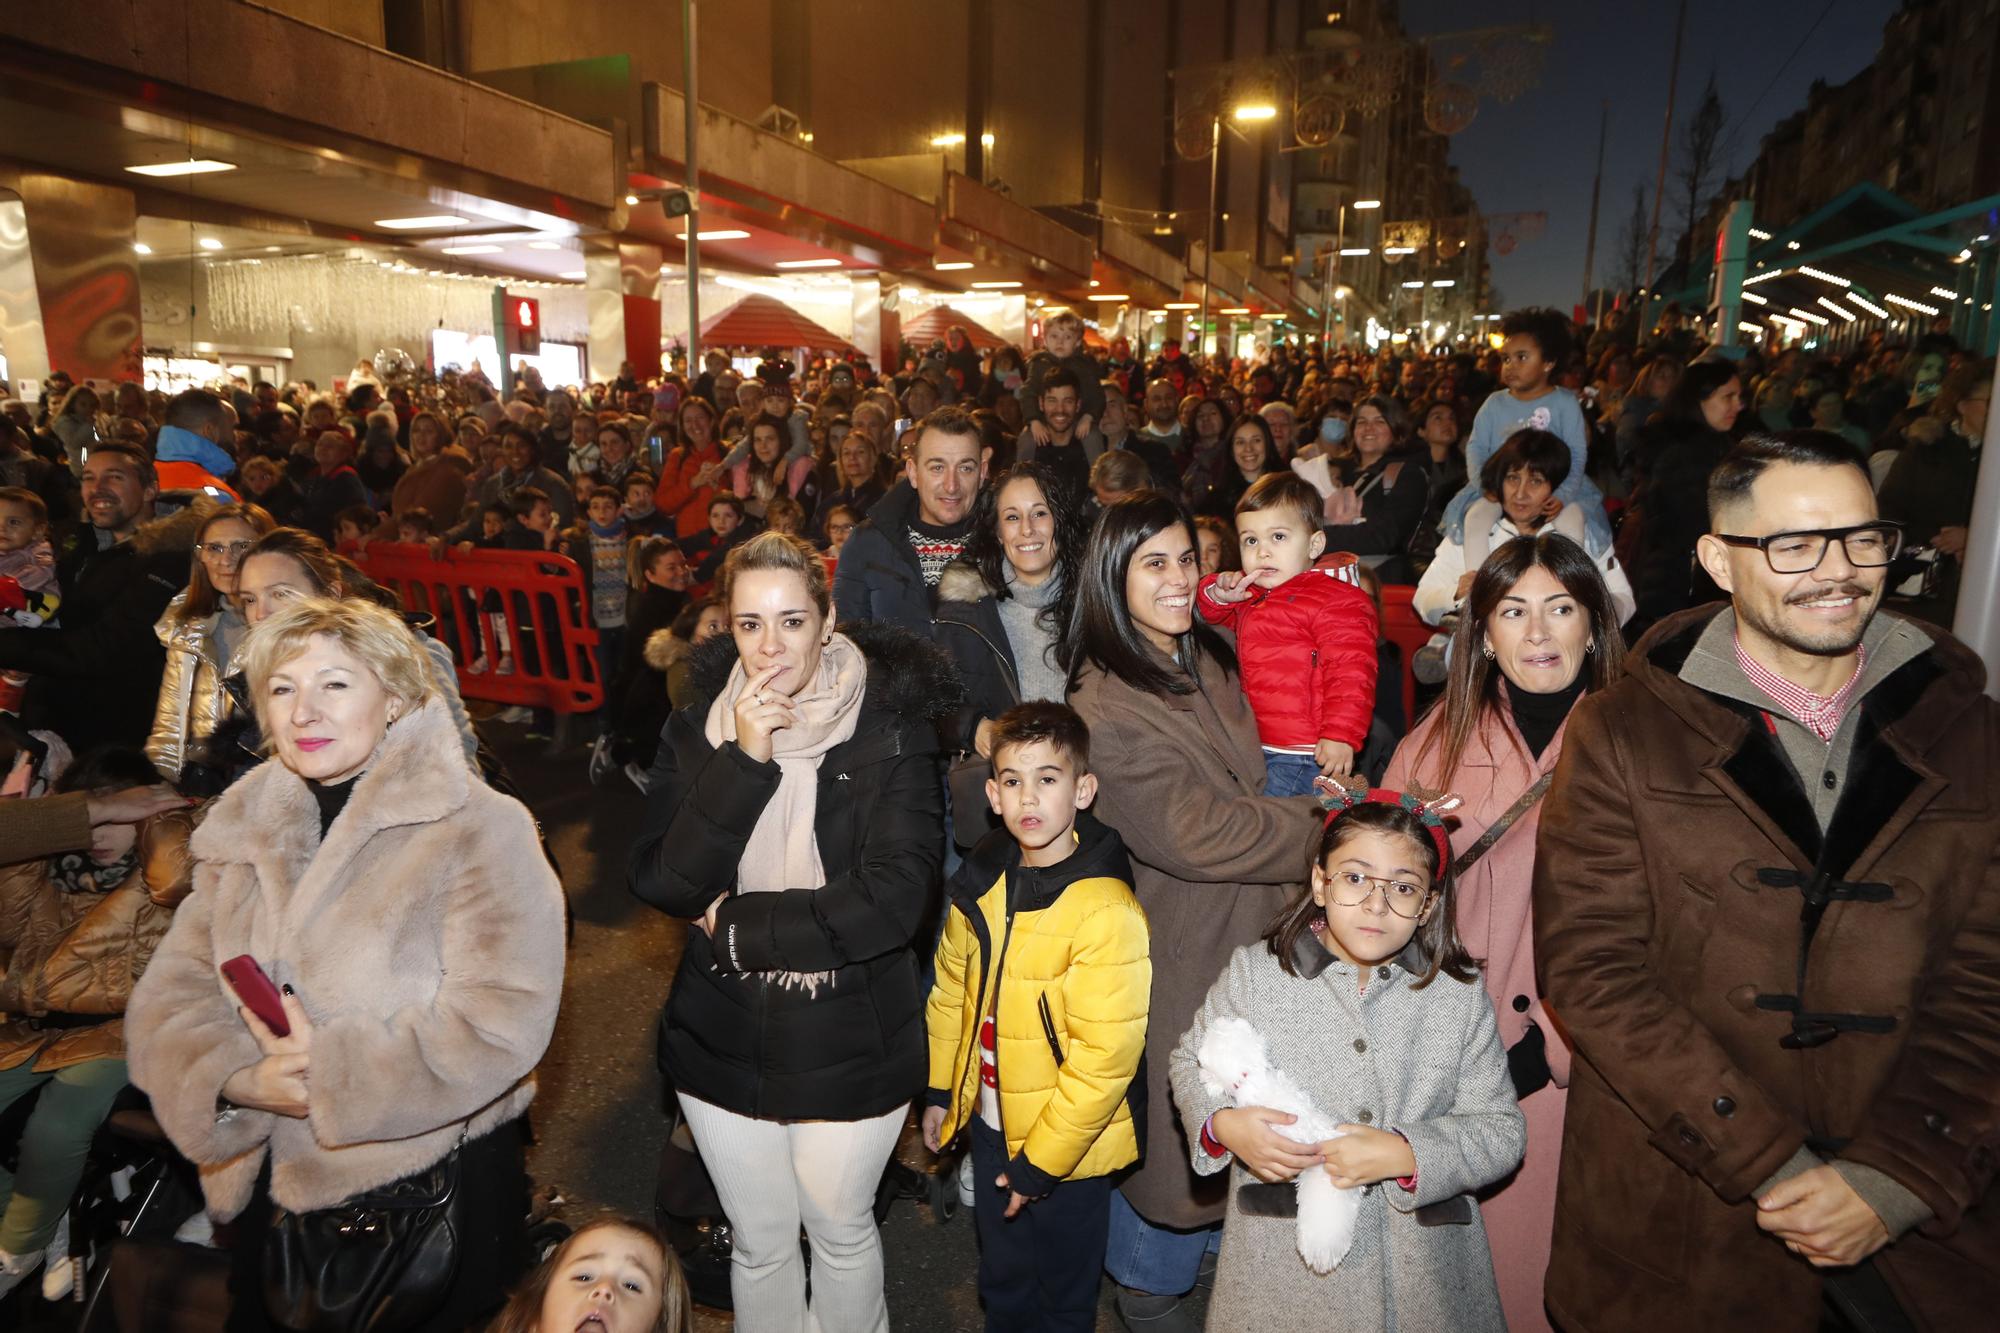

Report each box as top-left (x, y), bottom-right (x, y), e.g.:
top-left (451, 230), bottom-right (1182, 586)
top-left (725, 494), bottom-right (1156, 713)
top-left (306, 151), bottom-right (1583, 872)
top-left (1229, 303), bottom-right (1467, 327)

top-left (1065, 492), bottom-right (1322, 1327)
top-left (0, 748), bottom-right (195, 1297)
top-left (126, 596), bottom-right (566, 1332)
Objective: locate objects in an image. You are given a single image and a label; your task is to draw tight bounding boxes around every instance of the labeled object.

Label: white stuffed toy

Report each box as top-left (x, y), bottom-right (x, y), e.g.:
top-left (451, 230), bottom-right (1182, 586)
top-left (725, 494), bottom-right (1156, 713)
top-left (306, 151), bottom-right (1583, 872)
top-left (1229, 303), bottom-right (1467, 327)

top-left (1197, 1015), bottom-right (1363, 1273)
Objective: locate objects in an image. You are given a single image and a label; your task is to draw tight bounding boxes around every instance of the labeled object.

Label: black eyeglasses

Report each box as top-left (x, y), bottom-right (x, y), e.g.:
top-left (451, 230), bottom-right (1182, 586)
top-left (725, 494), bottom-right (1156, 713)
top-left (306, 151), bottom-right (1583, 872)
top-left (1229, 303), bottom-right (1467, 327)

top-left (1713, 522), bottom-right (1903, 575)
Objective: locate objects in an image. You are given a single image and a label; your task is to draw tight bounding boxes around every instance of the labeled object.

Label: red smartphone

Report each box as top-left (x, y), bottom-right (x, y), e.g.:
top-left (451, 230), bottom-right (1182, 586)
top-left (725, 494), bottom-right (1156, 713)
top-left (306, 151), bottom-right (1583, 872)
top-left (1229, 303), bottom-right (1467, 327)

top-left (220, 955), bottom-right (291, 1037)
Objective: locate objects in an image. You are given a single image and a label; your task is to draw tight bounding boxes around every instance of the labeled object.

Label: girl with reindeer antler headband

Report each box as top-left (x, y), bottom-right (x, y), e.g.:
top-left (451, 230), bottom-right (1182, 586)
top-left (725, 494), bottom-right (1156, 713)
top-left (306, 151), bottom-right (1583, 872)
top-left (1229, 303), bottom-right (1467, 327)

top-left (1165, 776), bottom-right (1527, 1332)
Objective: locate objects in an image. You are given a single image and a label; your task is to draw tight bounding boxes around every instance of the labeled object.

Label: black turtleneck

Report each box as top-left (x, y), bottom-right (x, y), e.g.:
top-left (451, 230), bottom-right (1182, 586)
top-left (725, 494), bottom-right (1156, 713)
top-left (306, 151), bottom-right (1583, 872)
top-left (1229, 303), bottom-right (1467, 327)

top-left (308, 776), bottom-right (358, 837)
top-left (1509, 672), bottom-right (1588, 761)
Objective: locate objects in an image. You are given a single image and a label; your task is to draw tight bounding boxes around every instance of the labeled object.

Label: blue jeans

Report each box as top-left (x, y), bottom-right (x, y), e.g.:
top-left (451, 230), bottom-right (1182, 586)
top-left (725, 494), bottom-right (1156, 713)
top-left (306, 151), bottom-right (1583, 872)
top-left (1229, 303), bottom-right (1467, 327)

top-left (1103, 1189), bottom-right (1218, 1297)
top-left (1262, 750), bottom-right (1322, 798)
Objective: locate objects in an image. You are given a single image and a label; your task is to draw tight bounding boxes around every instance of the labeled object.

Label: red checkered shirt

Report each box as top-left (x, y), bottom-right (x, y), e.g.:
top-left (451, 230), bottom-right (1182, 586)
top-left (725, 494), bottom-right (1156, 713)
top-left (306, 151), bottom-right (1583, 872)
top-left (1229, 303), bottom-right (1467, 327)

top-left (1732, 635), bottom-right (1868, 742)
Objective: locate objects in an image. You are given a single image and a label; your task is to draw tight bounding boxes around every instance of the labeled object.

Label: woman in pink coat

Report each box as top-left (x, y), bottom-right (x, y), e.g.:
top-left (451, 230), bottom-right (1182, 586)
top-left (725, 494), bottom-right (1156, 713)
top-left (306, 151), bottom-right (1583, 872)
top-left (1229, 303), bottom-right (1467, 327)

top-left (1383, 531), bottom-right (1625, 1333)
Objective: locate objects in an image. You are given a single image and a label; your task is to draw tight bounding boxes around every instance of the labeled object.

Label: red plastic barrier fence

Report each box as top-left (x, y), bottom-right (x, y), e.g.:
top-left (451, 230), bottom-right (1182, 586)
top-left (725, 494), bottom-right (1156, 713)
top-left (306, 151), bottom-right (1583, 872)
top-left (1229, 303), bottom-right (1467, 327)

top-left (349, 543), bottom-right (603, 713)
top-left (1377, 584), bottom-right (1431, 728)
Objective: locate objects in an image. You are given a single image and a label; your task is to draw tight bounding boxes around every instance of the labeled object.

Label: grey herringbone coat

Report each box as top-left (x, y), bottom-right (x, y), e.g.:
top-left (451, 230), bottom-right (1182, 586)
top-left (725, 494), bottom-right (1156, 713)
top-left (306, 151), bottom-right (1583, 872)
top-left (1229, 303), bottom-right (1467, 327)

top-left (1171, 934), bottom-right (1525, 1333)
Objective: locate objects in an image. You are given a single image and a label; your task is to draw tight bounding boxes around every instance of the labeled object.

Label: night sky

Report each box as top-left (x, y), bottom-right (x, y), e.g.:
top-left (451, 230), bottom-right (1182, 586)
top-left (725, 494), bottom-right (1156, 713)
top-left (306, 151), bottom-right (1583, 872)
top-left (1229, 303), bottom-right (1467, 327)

top-left (1403, 0), bottom-right (1900, 310)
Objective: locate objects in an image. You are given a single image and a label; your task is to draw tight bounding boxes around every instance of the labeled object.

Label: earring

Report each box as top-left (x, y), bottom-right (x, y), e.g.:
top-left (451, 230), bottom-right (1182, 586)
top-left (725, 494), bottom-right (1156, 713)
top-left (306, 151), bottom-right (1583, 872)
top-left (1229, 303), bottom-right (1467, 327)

top-left (1585, 641), bottom-right (1596, 654)
top-left (1480, 644), bottom-right (1495, 660)
top-left (822, 634), bottom-right (831, 646)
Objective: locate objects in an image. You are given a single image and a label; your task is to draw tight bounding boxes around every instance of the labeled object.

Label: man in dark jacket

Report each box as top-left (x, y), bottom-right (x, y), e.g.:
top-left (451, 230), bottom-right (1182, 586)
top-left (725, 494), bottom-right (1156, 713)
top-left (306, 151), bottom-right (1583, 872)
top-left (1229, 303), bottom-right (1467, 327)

top-left (833, 406), bottom-right (987, 637)
top-left (1534, 431), bottom-right (2000, 1333)
top-left (0, 442), bottom-right (205, 751)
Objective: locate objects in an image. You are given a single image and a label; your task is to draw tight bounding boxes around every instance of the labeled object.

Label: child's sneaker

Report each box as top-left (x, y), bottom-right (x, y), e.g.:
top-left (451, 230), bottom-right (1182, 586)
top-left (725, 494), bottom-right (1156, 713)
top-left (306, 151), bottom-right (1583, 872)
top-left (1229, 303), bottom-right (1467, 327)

top-left (468, 654), bottom-right (492, 675)
top-left (497, 656), bottom-right (517, 676)
top-left (957, 1154), bottom-right (977, 1208)
top-left (39, 1212), bottom-right (72, 1301)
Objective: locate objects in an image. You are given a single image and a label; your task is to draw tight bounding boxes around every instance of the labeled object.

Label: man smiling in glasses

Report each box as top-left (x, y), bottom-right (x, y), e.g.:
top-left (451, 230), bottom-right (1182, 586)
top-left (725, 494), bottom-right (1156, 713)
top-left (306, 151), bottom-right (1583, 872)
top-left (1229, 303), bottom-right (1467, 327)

top-left (1531, 430), bottom-right (2000, 1333)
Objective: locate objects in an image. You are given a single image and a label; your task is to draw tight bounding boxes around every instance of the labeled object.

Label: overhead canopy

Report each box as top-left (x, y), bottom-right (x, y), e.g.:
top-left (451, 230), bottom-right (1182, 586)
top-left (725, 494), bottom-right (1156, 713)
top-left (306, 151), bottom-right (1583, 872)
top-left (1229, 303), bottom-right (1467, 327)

top-left (901, 304), bottom-right (1005, 349)
top-left (701, 293), bottom-right (857, 354)
top-left (1661, 183), bottom-right (2000, 352)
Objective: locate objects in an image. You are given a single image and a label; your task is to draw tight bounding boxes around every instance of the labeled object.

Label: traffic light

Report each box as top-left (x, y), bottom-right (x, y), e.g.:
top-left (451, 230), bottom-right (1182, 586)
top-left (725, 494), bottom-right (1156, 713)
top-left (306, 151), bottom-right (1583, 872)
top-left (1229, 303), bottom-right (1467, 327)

top-left (504, 296), bottom-right (541, 356)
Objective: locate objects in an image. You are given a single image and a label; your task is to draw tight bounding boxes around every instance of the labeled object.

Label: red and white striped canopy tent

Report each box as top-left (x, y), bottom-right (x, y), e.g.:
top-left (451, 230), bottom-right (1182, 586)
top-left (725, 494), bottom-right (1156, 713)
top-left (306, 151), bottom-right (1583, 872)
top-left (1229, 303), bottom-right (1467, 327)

top-left (700, 293), bottom-right (858, 355)
top-left (899, 304), bottom-right (1007, 350)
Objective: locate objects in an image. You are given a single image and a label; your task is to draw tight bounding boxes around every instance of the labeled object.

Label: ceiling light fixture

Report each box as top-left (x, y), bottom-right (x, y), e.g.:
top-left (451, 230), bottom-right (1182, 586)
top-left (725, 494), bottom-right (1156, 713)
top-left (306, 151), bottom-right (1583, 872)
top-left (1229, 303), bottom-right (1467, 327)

top-left (1339, 247), bottom-right (1371, 256)
top-left (1817, 297), bottom-right (1857, 322)
top-left (625, 194), bottom-right (641, 205)
top-left (1164, 302), bottom-right (1200, 310)
top-left (933, 261), bottom-right (974, 270)
top-left (1748, 227), bottom-right (1772, 241)
top-left (1352, 199), bottom-right (1382, 210)
top-left (775, 258), bottom-right (843, 268)
top-left (1090, 294), bottom-right (1131, 301)
top-left (197, 237), bottom-right (223, 251)
top-left (1847, 294), bottom-right (1890, 318)
top-left (132, 242), bottom-right (152, 255)
top-left (677, 230), bottom-right (751, 241)
top-left (1401, 280), bottom-right (1425, 288)
top-left (1088, 279), bottom-right (1100, 287)
top-left (1384, 245), bottom-right (1416, 256)
top-left (1885, 293), bottom-right (1941, 315)
top-left (1743, 268), bottom-right (1786, 285)
top-left (1233, 104), bottom-right (1279, 121)
top-left (1929, 285), bottom-right (1958, 300)
top-left (972, 280), bottom-right (1022, 288)
top-left (441, 244), bottom-right (503, 255)
top-left (1218, 307), bottom-right (1252, 314)
top-left (125, 160), bottom-right (235, 177)
top-left (1796, 266), bottom-right (1849, 287)
top-left (374, 215), bottom-right (468, 229)
top-left (1431, 279), bottom-right (1454, 287)
top-left (1787, 307), bottom-right (1829, 326)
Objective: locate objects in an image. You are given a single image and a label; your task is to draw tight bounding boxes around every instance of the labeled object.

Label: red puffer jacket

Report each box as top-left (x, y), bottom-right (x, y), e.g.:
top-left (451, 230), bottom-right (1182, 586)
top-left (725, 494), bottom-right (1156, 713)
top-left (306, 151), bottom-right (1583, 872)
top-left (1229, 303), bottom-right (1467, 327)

top-left (1196, 561), bottom-right (1379, 751)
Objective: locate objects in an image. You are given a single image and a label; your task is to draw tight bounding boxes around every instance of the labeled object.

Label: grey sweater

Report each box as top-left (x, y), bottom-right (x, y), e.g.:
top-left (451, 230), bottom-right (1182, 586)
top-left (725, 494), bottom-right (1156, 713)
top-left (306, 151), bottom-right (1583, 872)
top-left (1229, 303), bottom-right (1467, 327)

top-left (1171, 935), bottom-right (1525, 1333)
top-left (995, 565), bottom-right (1066, 705)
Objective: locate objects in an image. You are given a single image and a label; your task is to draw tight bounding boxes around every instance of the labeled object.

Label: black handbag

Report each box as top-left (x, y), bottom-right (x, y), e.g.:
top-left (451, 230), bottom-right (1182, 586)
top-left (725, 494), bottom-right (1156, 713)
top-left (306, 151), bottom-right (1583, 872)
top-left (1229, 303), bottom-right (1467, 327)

top-left (264, 1135), bottom-right (467, 1333)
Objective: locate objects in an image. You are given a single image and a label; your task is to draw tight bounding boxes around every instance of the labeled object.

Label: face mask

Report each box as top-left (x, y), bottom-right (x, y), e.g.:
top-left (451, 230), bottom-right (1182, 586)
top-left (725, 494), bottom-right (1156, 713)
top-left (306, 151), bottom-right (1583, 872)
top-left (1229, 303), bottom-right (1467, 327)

top-left (1319, 417), bottom-right (1348, 446)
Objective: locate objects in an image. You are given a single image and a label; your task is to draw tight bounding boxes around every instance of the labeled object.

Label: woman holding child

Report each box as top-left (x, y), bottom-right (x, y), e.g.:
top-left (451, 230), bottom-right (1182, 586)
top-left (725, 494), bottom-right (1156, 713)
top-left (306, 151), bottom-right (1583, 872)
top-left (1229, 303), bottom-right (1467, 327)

top-left (1383, 531), bottom-right (1626, 1333)
top-left (1065, 493), bottom-right (1324, 1328)
top-left (629, 531), bottom-right (958, 1331)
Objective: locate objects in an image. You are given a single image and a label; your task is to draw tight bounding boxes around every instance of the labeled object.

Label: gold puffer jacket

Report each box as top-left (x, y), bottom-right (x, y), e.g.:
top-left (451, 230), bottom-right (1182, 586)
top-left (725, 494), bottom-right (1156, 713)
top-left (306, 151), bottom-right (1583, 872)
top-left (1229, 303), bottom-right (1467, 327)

top-left (146, 594), bottom-right (240, 781)
top-left (0, 806), bottom-right (198, 1072)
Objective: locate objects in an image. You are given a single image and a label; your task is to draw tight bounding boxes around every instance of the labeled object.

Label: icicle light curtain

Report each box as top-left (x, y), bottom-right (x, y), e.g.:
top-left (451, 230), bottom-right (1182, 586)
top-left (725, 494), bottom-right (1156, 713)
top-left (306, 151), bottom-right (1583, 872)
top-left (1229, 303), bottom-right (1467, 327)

top-left (204, 255), bottom-right (589, 346)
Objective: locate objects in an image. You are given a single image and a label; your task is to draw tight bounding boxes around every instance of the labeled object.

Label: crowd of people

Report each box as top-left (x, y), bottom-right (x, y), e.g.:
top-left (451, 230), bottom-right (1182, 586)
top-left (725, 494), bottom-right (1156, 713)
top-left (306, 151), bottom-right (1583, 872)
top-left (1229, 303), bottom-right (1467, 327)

top-left (0, 288), bottom-right (1992, 1333)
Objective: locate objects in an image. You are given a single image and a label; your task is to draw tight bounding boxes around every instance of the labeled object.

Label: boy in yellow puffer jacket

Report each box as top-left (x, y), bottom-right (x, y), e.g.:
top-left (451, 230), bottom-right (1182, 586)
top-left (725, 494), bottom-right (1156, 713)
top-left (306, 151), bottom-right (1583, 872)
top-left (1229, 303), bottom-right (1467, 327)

top-left (923, 701), bottom-right (1150, 1331)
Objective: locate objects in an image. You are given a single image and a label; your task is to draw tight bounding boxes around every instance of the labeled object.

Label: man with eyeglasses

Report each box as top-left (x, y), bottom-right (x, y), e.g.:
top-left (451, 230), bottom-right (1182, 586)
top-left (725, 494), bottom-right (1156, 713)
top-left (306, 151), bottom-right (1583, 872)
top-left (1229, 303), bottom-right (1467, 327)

top-left (0, 441), bottom-right (207, 752)
top-left (1533, 430), bottom-right (1998, 1333)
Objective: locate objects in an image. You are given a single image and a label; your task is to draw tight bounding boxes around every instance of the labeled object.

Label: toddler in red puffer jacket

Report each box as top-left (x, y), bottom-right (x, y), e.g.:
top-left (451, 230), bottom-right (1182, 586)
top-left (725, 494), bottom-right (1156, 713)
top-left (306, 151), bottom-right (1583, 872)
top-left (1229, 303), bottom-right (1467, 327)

top-left (1198, 473), bottom-right (1379, 797)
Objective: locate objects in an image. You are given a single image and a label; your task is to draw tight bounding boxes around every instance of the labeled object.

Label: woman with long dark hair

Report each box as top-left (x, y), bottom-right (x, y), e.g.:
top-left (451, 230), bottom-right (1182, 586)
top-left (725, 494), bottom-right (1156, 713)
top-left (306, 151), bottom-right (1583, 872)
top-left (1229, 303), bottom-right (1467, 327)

top-left (1384, 532), bottom-right (1625, 1333)
top-left (1621, 359), bottom-right (1745, 634)
top-left (1195, 413), bottom-right (1284, 519)
top-left (1323, 394), bottom-right (1431, 581)
top-left (1064, 493), bottom-right (1322, 1328)
top-left (1179, 398), bottom-right (1231, 510)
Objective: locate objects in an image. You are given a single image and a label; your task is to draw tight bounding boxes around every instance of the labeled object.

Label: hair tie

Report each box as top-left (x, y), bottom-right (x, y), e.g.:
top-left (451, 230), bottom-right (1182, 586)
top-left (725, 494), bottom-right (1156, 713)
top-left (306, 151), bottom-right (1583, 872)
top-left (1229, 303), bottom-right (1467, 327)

top-left (1315, 774), bottom-right (1460, 871)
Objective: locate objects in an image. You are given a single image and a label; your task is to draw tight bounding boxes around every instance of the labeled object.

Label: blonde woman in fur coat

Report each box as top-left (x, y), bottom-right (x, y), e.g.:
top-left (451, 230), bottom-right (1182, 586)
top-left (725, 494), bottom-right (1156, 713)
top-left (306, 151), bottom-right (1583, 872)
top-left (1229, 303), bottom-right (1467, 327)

top-left (126, 597), bottom-right (566, 1332)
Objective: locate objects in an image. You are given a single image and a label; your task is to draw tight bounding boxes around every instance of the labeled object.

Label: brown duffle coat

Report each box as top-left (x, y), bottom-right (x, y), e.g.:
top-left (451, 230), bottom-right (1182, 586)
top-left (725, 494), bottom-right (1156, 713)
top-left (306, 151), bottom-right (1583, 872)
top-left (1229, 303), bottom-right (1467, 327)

top-left (1068, 647), bottom-right (1322, 1229)
top-left (1533, 604), bottom-right (2000, 1332)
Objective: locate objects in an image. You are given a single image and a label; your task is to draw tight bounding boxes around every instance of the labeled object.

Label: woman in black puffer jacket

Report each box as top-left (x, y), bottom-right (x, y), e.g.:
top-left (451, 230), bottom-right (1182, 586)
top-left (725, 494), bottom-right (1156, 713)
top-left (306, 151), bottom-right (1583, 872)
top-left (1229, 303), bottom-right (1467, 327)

top-left (629, 531), bottom-right (957, 1331)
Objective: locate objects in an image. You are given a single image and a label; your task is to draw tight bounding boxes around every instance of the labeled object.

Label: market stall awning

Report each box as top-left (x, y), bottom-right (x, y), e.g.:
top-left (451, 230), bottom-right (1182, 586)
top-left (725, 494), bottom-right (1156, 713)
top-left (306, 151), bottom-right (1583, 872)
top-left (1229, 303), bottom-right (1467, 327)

top-left (701, 293), bottom-right (857, 354)
top-left (901, 305), bottom-right (1006, 350)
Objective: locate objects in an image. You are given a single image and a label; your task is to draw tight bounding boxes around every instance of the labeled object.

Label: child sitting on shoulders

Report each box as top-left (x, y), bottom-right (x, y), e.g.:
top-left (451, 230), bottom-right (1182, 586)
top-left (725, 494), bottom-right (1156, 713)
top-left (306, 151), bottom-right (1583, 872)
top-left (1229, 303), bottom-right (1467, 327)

top-left (1170, 784), bottom-right (1525, 1333)
top-left (1199, 472), bottom-right (1379, 796)
top-left (1441, 307), bottom-right (1612, 556)
top-left (924, 701), bottom-right (1150, 1332)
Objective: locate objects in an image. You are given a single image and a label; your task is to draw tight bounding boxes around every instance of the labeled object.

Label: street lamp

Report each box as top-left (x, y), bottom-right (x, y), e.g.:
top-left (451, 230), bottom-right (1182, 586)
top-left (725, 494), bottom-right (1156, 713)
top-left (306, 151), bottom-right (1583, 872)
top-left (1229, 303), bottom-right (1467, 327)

top-left (1201, 102), bottom-right (1277, 359)
top-left (1323, 198), bottom-right (1382, 348)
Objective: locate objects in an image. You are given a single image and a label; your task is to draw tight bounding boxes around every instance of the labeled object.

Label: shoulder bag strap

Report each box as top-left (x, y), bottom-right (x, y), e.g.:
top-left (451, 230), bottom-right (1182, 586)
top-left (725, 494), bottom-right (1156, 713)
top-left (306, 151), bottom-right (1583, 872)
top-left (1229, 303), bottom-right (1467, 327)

top-left (1451, 770), bottom-right (1556, 878)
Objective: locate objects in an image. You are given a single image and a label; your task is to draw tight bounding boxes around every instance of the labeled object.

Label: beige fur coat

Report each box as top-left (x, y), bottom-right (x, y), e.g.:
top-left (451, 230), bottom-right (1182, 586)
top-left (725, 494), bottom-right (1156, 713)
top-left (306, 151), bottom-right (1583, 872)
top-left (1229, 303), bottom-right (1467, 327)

top-left (126, 700), bottom-right (565, 1218)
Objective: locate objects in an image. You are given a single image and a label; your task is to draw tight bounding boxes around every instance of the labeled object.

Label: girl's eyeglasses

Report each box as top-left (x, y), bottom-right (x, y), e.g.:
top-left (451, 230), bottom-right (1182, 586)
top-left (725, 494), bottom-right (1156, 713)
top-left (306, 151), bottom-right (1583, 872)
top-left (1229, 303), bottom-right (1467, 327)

top-left (1326, 870), bottom-right (1432, 919)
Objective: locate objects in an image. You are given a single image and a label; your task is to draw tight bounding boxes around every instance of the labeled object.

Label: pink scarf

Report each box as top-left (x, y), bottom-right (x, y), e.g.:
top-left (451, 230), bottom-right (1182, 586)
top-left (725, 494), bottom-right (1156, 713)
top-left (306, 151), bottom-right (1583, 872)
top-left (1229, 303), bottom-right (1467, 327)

top-left (703, 633), bottom-right (867, 991)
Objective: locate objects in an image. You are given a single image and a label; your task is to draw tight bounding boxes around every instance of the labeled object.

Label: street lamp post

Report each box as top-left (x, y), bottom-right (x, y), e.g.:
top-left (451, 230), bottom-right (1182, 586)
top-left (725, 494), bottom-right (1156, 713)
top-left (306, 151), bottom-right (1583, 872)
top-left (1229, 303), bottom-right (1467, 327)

top-left (1201, 114), bottom-right (1220, 360)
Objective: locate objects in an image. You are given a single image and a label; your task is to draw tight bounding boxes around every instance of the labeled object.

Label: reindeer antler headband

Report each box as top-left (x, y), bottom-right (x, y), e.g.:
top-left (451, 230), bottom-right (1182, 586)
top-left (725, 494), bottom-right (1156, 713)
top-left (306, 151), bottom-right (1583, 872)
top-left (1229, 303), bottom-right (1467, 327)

top-left (1315, 774), bottom-right (1461, 870)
